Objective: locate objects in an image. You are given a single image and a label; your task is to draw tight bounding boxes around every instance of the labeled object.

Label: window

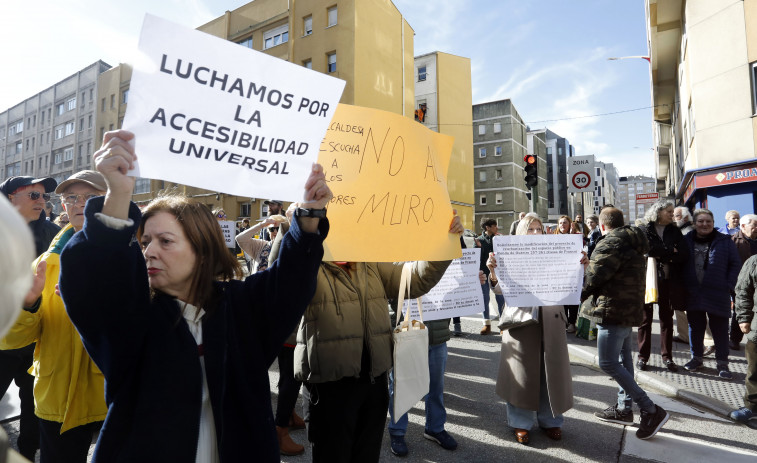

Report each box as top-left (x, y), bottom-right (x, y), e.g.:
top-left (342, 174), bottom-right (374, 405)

top-left (63, 147), bottom-right (74, 161)
top-left (558, 147), bottom-right (563, 155)
top-left (88, 115), bottom-right (92, 128)
top-left (41, 112), bottom-right (44, 125)
top-left (54, 125), bottom-right (64, 139)
top-left (89, 89), bottom-right (93, 101)
top-left (480, 194), bottom-right (487, 206)
top-left (54, 152), bottom-right (62, 164)
top-left (56, 103), bottom-right (65, 115)
top-left (495, 146), bottom-right (502, 156)
top-left (65, 122), bottom-right (75, 135)
top-left (688, 101), bottom-right (695, 145)
top-left (81, 92), bottom-right (85, 105)
top-left (109, 124), bottom-right (114, 131)
top-left (493, 122), bottom-right (501, 133)
top-left (479, 171), bottom-right (487, 182)
top-left (303, 15), bottom-right (312, 35)
top-left (122, 90), bottom-right (129, 104)
top-left (236, 37), bottom-right (252, 48)
top-left (15, 141), bottom-right (22, 154)
top-left (495, 169), bottom-right (502, 180)
top-left (32, 115), bottom-right (36, 127)
top-left (101, 98), bottom-right (106, 112)
top-left (479, 147), bottom-right (486, 158)
top-left (327, 6), bottom-right (337, 27)
top-left (79, 118), bottom-right (84, 131)
top-left (327, 52), bottom-right (336, 73)
top-left (8, 120), bottom-right (23, 136)
top-left (418, 65), bottom-right (426, 82)
top-left (134, 178), bottom-right (151, 195)
top-left (478, 125), bottom-right (485, 135)
top-left (240, 203), bottom-right (251, 217)
top-left (110, 94), bottom-right (115, 109)
top-left (496, 193), bottom-right (503, 204)
top-left (264, 24), bottom-right (289, 49)
top-left (303, 59), bottom-right (312, 69)
top-left (67, 98), bottom-right (76, 111)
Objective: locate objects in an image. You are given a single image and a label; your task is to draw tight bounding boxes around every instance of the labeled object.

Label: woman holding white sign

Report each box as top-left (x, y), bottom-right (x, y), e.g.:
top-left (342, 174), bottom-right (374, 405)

top-left (58, 130), bottom-right (331, 462)
top-left (488, 214), bottom-right (579, 446)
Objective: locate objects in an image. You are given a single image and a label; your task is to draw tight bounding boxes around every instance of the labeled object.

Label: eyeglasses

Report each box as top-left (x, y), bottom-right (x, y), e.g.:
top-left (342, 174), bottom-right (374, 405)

top-left (12, 191), bottom-right (51, 201)
top-left (63, 194), bottom-right (98, 205)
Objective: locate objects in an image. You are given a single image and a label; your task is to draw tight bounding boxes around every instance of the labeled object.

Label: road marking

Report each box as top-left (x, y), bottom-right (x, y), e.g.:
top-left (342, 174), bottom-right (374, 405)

top-left (623, 427), bottom-right (757, 462)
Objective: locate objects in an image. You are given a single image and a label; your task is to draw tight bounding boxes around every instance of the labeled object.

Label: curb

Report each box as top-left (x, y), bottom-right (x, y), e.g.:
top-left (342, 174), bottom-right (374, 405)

top-left (567, 343), bottom-right (734, 418)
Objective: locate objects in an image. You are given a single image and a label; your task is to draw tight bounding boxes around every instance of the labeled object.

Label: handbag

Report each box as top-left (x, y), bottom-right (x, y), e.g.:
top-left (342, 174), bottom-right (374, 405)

top-left (576, 315), bottom-right (598, 340)
top-left (392, 263), bottom-right (430, 419)
top-left (644, 257), bottom-right (658, 304)
top-left (497, 304), bottom-right (539, 331)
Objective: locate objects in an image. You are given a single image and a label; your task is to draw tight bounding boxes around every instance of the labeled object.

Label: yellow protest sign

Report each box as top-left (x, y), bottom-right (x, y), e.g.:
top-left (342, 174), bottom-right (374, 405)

top-left (318, 104), bottom-right (462, 262)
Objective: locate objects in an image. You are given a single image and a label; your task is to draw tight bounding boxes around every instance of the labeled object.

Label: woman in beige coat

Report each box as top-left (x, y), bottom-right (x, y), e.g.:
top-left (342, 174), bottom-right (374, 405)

top-left (488, 214), bottom-right (582, 445)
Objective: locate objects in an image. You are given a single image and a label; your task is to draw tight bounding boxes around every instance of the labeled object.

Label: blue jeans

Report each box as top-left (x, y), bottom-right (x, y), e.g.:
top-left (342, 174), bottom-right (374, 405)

top-left (388, 343), bottom-right (448, 436)
top-left (688, 311), bottom-right (730, 365)
top-left (480, 282), bottom-right (504, 321)
top-left (596, 324), bottom-right (655, 413)
top-left (506, 360), bottom-right (563, 430)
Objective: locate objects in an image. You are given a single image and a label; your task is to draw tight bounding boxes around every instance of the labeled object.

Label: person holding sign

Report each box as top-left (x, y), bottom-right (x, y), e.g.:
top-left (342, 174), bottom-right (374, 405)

top-left (58, 130), bottom-right (331, 462)
top-left (295, 217), bottom-right (463, 463)
top-left (488, 214), bottom-right (577, 445)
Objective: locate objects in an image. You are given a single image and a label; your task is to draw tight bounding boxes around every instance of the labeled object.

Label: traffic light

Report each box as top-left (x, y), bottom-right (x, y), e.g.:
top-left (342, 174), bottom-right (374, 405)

top-left (523, 154), bottom-right (537, 188)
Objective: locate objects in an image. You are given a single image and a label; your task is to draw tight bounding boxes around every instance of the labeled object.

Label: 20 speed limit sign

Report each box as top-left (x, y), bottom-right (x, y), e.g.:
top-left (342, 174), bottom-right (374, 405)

top-left (572, 171), bottom-right (591, 190)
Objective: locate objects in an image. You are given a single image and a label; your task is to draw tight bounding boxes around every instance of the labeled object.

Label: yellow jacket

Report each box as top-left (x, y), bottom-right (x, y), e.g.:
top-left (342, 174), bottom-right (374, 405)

top-left (0, 225), bottom-right (107, 432)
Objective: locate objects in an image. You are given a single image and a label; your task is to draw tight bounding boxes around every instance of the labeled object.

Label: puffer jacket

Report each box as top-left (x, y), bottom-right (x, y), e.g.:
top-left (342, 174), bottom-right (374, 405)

top-left (295, 260), bottom-right (450, 383)
top-left (735, 254), bottom-right (757, 343)
top-left (580, 225), bottom-right (650, 326)
top-left (683, 231), bottom-right (741, 317)
top-left (1, 224), bottom-right (107, 432)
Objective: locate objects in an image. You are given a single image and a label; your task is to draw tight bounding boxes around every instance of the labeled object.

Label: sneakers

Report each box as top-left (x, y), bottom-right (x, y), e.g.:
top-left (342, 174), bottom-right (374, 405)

top-left (480, 325), bottom-right (491, 335)
top-left (566, 323), bottom-right (577, 333)
top-left (636, 405), bottom-right (669, 440)
top-left (636, 358), bottom-right (648, 371)
top-left (594, 404), bottom-right (634, 425)
top-left (729, 407), bottom-right (757, 424)
top-left (664, 359), bottom-right (679, 372)
top-left (684, 358), bottom-right (703, 371)
top-left (423, 429), bottom-right (458, 450)
top-left (390, 435), bottom-right (408, 457)
top-left (718, 367), bottom-right (733, 380)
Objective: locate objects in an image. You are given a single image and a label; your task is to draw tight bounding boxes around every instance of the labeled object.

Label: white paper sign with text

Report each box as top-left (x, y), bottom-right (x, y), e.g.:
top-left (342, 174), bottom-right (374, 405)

top-left (219, 220), bottom-right (235, 248)
top-left (404, 249), bottom-right (484, 322)
top-left (123, 14), bottom-right (346, 201)
top-left (492, 234), bottom-right (583, 307)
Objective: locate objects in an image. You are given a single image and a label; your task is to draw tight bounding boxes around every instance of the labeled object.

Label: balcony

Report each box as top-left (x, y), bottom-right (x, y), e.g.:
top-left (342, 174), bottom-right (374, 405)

top-left (654, 122), bottom-right (672, 181)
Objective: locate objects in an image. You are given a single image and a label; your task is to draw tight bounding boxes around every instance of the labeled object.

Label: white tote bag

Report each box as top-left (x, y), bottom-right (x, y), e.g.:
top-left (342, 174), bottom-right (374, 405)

top-left (645, 257), bottom-right (658, 304)
top-left (392, 263), bottom-right (430, 419)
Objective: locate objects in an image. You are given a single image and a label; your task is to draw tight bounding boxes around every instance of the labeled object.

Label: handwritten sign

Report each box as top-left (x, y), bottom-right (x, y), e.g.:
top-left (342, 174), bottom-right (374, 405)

top-left (219, 220), bottom-right (236, 248)
top-left (404, 249), bottom-right (483, 321)
top-left (123, 14), bottom-right (346, 201)
top-left (492, 234), bottom-right (583, 306)
top-left (318, 104), bottom-right (460, 262)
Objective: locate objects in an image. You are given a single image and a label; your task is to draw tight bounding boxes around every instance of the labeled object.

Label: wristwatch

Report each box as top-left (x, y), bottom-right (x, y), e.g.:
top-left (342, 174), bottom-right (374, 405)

top-left (295, 207), bottom-right (327, 219)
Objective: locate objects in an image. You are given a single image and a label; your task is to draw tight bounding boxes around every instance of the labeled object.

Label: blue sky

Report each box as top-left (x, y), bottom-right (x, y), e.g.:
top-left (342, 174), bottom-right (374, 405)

top-left (1, 0), bottom-right (654, 177)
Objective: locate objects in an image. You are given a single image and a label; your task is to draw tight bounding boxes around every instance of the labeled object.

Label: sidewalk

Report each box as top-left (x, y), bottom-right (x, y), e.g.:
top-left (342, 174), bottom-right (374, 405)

top-left (565, 318), bottom-right (748, 418)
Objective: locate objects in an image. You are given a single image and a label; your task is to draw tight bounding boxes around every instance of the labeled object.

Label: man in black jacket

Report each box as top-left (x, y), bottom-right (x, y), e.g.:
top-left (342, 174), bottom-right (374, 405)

top-left (0, 175), bottom-right (59, 460)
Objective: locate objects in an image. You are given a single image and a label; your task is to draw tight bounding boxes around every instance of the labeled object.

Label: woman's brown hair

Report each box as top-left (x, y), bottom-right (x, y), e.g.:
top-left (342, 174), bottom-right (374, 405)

top-left (137, 195), bottom-right (242, 312)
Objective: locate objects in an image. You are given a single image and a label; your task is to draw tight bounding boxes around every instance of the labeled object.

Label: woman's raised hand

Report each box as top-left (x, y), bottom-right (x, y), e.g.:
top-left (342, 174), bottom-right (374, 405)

top-left (94, 130), bottom-right (137, 196)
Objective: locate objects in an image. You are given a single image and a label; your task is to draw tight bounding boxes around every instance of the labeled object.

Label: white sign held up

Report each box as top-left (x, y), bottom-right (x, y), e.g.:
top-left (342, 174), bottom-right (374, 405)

top-left (218, 220), bottom-right (236, 248)
top-left (122, 14), bottom-right (346, 202)
top-left (492, 234), bottom-right (583, 307)
top-left (406, 249), bottom-right (484, 322)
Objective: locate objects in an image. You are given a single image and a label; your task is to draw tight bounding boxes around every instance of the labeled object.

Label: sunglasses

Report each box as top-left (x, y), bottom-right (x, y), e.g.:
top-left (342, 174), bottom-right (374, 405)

top-left (13, 191), bottom-right (51, 201)
top-left (216, 213), bottom-right (227, 219)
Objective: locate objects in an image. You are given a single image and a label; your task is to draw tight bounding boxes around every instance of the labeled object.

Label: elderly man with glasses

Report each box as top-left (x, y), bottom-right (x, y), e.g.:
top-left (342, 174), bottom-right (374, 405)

top-left (0, 175), bottom-right (59, 460)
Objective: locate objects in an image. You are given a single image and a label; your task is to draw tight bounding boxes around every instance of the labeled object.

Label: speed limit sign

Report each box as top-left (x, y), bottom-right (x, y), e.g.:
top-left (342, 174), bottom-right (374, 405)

top-left (567, 155), bottom-right (595, 193)
top-left (572, 171), bottom-right (591, 190)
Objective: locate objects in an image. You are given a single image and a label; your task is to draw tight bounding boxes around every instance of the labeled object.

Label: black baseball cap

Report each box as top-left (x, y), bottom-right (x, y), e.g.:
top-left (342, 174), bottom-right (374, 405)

top-left (0, 176), bottom-right (57, 196)
top-left (264, 200), bottom-right (283, 206)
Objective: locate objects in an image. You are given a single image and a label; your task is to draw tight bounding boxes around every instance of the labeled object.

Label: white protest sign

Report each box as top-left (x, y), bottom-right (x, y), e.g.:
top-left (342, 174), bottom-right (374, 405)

top-left (123, 14), bottom-right (346, 201)
top-left (219, 220), bottom-right (235, 248)
top-left (405, 249), bottom-right (483, 321)
top-left (567, 155), bottom-right (595, 193)
top-left (492, 234), bottom-right (583, 306)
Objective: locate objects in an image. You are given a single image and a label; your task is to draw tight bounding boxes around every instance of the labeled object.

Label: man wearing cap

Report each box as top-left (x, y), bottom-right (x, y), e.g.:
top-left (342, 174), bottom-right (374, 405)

top-left (262, 200), bottom-right (284, 241)
top-left (1, 170), bottom-right (108, 462)
top-left (0, 175), bottom-right (59, 460)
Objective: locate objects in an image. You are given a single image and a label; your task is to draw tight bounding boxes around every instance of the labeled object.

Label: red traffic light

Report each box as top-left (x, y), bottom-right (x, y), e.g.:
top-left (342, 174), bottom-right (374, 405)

top-left (523, 154), bottom-right (536, 165)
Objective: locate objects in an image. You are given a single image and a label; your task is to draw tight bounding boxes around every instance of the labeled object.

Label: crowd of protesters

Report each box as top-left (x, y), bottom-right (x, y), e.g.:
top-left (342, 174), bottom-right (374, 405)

top-left (1, 129), bottom-right (756, 463)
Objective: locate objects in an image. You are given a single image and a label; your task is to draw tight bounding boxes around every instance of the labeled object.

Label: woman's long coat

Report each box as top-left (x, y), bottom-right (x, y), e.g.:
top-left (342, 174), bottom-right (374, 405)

top-left (495, 306), bottom-right (574, 415)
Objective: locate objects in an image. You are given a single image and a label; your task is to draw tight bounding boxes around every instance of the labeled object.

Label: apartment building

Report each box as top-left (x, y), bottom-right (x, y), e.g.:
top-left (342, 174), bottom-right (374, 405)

top-left (414, 51), bottom-right (475, 229)
top-left (590, 161), bottom-right (619, 215)
top-left (0, 61), bottom-right (111, 192)
top-left (647, 0), bottom-right (757, 221)
top-left (616, 175), bottom-right (656, 223)
top-left (473, 99), bottom-right (547, 232)
top-left (528, 128), bottom-right (576, 221)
